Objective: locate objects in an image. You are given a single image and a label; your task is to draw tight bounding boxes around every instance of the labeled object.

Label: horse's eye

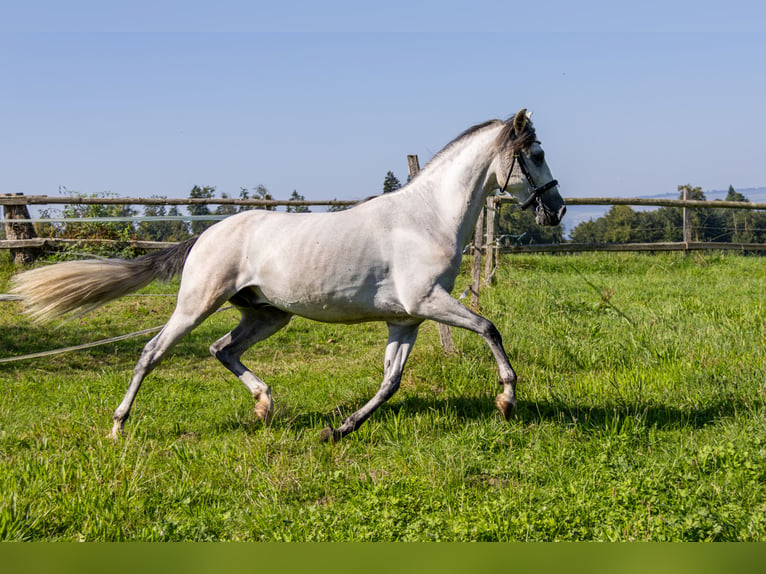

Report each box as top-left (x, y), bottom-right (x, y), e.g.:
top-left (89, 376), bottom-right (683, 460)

top-left (530, 148), bottom-right (545, 165)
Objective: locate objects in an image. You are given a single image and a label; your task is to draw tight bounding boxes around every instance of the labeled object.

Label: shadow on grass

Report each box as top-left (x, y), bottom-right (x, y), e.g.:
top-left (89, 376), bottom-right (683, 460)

top-left (516, 396), bottom-right (761, 432)
top-left (231, 392), bottom-right (763, 438)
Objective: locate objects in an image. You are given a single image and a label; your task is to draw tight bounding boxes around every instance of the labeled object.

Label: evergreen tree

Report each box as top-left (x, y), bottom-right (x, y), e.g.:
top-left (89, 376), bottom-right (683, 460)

top-left (725, 184), bottom-right (747, 202)
top-left (237, 187), bottom-right (251, 212)
top-left (721, 186), bottom-right (766, 244)
top-left (188, 185), bottom-right (216, 235)
top-left (327, 199), bottom-right (351, 212)
top-left (677, 184), bottom-right (730, 242)
top-left (286, 190), bottom-right (311, 213)
top-left (382, 171), bottom-right (402, 194)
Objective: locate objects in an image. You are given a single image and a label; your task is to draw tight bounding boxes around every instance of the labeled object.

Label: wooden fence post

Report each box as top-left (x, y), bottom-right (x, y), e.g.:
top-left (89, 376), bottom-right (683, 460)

top-left (407, 154), bottom-right (454, 354)
top-left (682, 186), bottom-right (691, 245)
top-left (1, 193), bottom-right (39, 264)
top-left (484, 196), bottom-right (498, 284)
top-left (470, 206), bottom-right (485, 312)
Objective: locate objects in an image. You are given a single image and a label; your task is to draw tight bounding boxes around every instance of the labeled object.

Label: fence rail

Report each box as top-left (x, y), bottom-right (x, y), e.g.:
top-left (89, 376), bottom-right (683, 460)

top-left (499, 241), bottom-right (766, 254)
top-left (4, 192), bottom-right (766, 209)
top-left (4, 190), bottom-right (765, 357)
top-left (562, 196), bottom-right (766, 211)
top-left (3, 193), bottom-right (766, 265)
top-left (0, 194), bottom-right (358, 208)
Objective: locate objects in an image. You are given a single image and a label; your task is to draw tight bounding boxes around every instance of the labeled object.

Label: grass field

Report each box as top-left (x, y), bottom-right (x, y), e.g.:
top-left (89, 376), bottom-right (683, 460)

top-left (0, 250), bottom-right (764, 541)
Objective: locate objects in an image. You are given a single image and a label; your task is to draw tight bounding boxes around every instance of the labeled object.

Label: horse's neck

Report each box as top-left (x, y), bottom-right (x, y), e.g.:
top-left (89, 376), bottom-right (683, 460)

top-left (414, 128), bottom-right (498, 247)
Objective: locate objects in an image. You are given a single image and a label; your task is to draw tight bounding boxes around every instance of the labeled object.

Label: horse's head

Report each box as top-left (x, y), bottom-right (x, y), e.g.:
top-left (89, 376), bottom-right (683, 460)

top-left (492, 109), bottom-right (566, 226)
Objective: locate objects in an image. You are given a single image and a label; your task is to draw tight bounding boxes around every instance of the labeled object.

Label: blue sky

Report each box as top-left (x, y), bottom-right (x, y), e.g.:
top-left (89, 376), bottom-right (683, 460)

top-left (2, 1), bottom-right (765, 230)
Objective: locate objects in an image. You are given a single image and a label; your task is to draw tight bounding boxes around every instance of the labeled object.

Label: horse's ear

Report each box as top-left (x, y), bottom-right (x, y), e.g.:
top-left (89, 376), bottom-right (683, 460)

top-left (513, 108), bottom-right (528, 133)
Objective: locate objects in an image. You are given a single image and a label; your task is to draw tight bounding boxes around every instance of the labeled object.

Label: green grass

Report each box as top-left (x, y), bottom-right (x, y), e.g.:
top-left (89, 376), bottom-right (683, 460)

top-left (0, 251), bottom-right (764, 540)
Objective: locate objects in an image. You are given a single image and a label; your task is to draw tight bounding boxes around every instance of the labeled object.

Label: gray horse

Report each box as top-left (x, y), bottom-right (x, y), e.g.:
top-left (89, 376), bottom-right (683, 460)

top-left (12, 109), bottom-right (565, 441)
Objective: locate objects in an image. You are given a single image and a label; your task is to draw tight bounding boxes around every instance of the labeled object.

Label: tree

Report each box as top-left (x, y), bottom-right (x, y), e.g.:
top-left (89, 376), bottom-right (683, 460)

top-left (45, 191), bottom-right (137, 241)
top-left (569, 204), bottom-right (682, 244)
top-left (251, 184), bottom-right (275, 210)
top-left (725, 184), bottom-right (747, 203)
top-left (214, 192), bottom-right (238, 217)
top-left (327, 199), bottom-right (351, 212)
top-left (724, 185), bottom-right (747, 243)
top-left (138, 200), bottom-right (193, 242)
top-left (237, 187), bottom-right (252, 212)
top-left (139, 197), bottom-right (171, 241)
top-left (286, 190), bottom-right (311, 213)
top-left (677, 184), bottom-right (731, 242)
top-left (382, 171), bottom-right (402, 194)
top-left (188, 185), bottom-right (217, 235)
top-left (567, 183), bottom-right (761, 245)
top-left (165, 205), bottom-right (192, 241)
top-left (496, 203), bottom-right (564, 245)
top-left (721, 185), bottom-right (766, 244)
top-left (641, 207), bottom-right (682, 242)
top-left (568, 218), bottom-right (603, 244)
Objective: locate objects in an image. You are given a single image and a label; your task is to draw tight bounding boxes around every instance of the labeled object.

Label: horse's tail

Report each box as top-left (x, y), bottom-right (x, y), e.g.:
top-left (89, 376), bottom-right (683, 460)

top-left (10, 238), bottom-right (198, 322)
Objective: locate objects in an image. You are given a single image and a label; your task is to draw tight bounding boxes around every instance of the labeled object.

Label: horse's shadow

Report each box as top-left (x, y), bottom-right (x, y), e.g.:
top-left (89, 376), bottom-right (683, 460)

top-left (213, 392), bottom-right (755, 438)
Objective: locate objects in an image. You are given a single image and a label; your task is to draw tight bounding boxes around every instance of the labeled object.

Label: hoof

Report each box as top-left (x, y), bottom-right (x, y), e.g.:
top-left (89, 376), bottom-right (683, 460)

top-left (253, 396), bottom-right (273, 424)
top-left (320, 427), bottom-right (341, 443)
top-left (495, 394), bottom-right (516, 421)
top-left (108, 420), bottom-right (123, 441)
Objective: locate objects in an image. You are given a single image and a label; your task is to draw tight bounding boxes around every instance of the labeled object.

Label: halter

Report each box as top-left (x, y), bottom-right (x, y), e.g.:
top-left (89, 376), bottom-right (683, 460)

top-left (499, 145), bottom-right (559, 211)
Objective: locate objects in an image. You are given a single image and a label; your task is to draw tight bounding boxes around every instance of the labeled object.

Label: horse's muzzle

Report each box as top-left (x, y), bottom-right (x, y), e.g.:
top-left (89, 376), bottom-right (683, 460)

top-left (536, 204), bottom-right (567, 226)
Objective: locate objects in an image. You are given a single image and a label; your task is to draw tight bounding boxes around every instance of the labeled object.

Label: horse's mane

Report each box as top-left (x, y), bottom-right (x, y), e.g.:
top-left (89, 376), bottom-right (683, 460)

top-left (346, 111), bottom-right (536, 208)
top-left (423, 110), bottom-right (537, 173)
top-left (424, 119), bottom-right (503, 169)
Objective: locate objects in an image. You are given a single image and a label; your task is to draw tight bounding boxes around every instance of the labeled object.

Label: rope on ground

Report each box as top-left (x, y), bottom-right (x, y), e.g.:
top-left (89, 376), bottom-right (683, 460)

top-left (0, 326), bottom-right (163, 364)
top-left (0, 306), bottom-right (234, 365)
top-left (0, 294), bottom-right (23, 301)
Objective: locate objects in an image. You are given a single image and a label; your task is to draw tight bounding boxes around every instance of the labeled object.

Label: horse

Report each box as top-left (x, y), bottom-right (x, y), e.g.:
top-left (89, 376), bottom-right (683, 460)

top-left (11, 109), bottom-right (566, 441)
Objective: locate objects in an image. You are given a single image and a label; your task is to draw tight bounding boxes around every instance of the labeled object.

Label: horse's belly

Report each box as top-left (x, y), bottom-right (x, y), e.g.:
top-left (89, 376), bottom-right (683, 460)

top-left (261, 283), bottom-right (409, 323)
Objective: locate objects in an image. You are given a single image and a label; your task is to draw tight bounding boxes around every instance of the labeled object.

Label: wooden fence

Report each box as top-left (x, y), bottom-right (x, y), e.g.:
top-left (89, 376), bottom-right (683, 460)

top-left (3, 192), bottom-right (766, 266)
top-left (3, 190), bottom-right (765, 355)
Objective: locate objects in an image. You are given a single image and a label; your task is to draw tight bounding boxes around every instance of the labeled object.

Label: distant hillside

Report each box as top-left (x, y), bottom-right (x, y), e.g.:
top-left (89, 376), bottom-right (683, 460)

top-left (642, 187), bottom-right (766, 202)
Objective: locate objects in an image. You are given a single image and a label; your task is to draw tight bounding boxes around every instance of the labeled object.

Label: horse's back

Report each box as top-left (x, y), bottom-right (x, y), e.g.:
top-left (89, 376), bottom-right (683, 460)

top-left (180, 208), bottom-right (408, 322)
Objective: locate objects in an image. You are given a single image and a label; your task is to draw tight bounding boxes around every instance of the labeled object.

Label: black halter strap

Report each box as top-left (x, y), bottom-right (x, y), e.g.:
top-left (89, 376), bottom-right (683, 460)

top-left (500, 151), bottom-right (559, 211)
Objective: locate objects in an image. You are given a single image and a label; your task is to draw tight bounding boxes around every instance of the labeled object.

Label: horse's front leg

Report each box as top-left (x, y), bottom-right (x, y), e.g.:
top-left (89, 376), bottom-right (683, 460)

top-left (321, 321), bottom-right (421, 442)
top-left (411, 286), bottom-right (517, 420)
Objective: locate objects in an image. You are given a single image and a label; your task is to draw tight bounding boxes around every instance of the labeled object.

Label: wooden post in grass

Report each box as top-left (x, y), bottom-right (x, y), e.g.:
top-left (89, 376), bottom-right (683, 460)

top-left (1, 193), bottom-right (39, 264)
top-left (682, 186), bottom-right (691, 246)
top-left (407, 154), bottom-right (454, 354)
top-left (484, 196), bottom-right (498, 284)
top-left (470, 206), bottom-right (485, 312)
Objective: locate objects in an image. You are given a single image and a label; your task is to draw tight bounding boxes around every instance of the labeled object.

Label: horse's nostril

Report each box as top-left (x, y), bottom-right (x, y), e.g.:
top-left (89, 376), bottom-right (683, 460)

top-left (558, 205), bottom-right (567, 220)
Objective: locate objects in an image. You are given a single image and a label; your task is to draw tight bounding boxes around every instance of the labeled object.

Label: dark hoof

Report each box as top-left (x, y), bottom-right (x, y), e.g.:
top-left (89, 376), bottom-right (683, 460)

top-left (320, 427), bottom-right (341, 443)
top-left (495, 394), bottom-right (517, 421)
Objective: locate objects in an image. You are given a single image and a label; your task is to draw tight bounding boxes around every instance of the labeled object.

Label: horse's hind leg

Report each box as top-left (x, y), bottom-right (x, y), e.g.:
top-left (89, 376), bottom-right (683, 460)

top-left (110, 304), bottom-right (219, 439)
top-left (110, 267), bottom-right (235, 439)
top-left (321, 321), bottom-right (420, 442)
top-left (209, 306), bottom-right (292, 424)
